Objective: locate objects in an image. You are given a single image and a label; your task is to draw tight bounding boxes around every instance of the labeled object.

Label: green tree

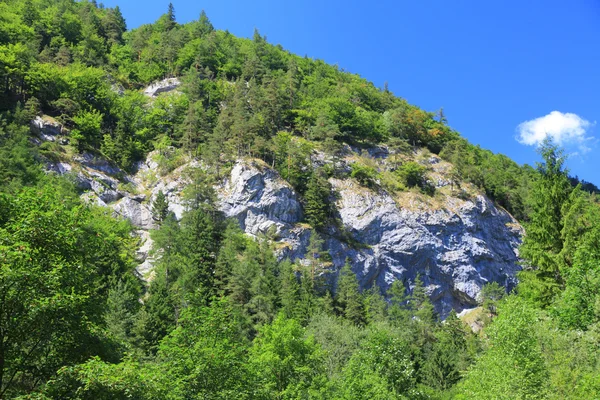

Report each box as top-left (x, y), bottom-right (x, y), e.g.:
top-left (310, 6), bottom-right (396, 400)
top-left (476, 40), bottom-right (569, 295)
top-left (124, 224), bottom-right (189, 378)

top-left (151, 190), bottom-right (169, 224)
top-left (340, 326), bottom-right (416, 399)
top-left (457, 296), bottom-right (548, 399)
top-left (0, 185), bottom-right (135, 397)
top-left (304, 170), bottom-right (333, 232)
top-left (279, 260), bottom-right (302, 321)
top-left (105, 279), bottom-right (141, 348)
top-left (519, 139), bottom-right (573, 307)
top-left (157, 298), bottom-right (251, 398)
top-left (421, 311), bottom-right (470, 391)
top-left (480, 281), bottom-right (505, 315)
top-left (336, 260), bottom-right (365, 326)
top-left (250, 314), bottom-right (326, 398)
top-left (71, 108), bottom-right (103, 149)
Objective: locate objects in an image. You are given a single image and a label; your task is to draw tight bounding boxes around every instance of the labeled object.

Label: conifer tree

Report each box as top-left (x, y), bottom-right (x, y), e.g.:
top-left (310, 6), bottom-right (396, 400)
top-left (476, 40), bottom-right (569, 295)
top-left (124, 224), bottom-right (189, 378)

top-left (519, 139), bottom-right (573, 306)
top-left (151, 190), bottom-right (170, 224)
top-left (304, 171), bottom-right (332, 232)
top-left (197, 10), bottom-right (214, 36)
top-left (105, 279), bottom-right (140, 346)
top-left (279, 260), bottom-right (301, 319)
top-left (388, 279), bottom-right (411, 326)
top-left (178, 207), bottom-right (219, 301)
top-left (214, 222), bottom-right (248, 295)
top-left (410, 274), bottom-right (436, 324)
top-left (363, 286), bottom-right (388, 324)
top-left (247, 239), bottom-right (279, 327)
top-left (421, 310), bottom-right (468, 390)
top-left (165, 3), bottom-right (176, 30)
top-left (336, 260), bottom-right (365, 326)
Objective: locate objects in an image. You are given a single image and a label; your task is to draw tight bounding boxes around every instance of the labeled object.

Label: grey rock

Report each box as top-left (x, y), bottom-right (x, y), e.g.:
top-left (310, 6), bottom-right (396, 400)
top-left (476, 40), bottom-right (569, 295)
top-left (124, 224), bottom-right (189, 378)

top-left (135, 230), bottom-right (156, 279)
top-left (73, 152), bottom-right (122, 176)
top-left (55, 148), bottom-right (523, 318)
top-left (216, 160), bottom-right (523, 318)
top-left (46, 162), bottom-right (73, 175)
top-left (143, 78), bottom-right (181, 97)
top-left (428, 156), bottom-right (441, 165)
top-left (112, 197), bottom-right (156, 230)
top-left (217, 161), bottom-right (304, 237)
top-left (30, 115), bottom-right (64, 140)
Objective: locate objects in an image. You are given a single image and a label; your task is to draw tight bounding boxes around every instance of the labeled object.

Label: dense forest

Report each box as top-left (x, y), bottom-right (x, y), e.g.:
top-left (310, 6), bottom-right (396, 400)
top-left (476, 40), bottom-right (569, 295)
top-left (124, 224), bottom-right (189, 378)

top-left (1, 0), bottom-right (600, 398)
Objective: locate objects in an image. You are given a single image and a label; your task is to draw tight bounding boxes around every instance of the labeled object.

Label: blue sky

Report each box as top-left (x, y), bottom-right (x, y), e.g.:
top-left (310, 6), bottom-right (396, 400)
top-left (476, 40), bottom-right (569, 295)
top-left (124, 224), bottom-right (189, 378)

top-left (104, 0), bottom-right (600, 183)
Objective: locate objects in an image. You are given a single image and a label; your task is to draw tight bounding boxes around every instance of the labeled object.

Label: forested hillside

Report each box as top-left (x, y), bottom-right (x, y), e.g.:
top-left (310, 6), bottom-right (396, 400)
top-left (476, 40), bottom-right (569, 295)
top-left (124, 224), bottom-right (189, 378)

top-left (1, 0), bottom-right (600, 398)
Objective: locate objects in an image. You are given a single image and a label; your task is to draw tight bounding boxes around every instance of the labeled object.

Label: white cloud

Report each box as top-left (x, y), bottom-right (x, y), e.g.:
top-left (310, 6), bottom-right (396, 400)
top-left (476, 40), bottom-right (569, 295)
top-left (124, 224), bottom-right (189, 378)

top-left (516, 111), bottom-right (594, 153)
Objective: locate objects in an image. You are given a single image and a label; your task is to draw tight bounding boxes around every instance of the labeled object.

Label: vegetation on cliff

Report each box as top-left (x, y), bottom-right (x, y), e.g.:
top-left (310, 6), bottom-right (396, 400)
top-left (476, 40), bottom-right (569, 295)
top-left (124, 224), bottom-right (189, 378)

top-left (0, 1), bottom-right (599, 398)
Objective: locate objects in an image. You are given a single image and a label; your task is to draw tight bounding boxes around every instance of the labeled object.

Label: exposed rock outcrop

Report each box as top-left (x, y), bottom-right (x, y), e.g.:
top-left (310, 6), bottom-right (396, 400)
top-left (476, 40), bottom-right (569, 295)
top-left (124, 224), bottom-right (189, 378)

top-left (215, 158), bottom-right (523, 317)
top-left (45, 147), bottom-right (523, 317)
top-left (143, 78), bottom-right (181, 97)
top-left (30, 115), bottom-right (66, 141)
top-left (112, 197), bottom-right (156, 230)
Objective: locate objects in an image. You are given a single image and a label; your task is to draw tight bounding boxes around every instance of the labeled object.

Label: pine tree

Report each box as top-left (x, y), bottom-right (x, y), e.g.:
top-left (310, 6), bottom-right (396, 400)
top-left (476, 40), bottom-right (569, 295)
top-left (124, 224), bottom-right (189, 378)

top-left (336, 259), bottom-right (365, 326)
top-left (421, 310), bottom-right (468, 390)
top-left (305, 230), bottom-right (329, 292)
top-left (279, 260), bottom-right (301, 319)
top-left (214, 222), bottom-right (248, 295)
top-left (247, 239), bottom-right (279, 327)
top-left (388, 279), bottom-right (411, 326)
top-left (178, 207), bottom-right (219, 301)
top-left (518, 139), bottom-right (573, 306)
top-left (105, 279), bottom-right (140, 346)
top-left (363, 286), bottom-right (388, 324)
top-left (151, 190), bottom-right (170, 224)
top-left (134, 272), bottom-right (176, 353)
top-left (165, 3), bottom-right (176, 30)
top-left (197, 10), bottom-right (214, 37)
top-left (410, 274), bottom-right (436, 324)
top-left (304, 171), bottom-right (332, 232)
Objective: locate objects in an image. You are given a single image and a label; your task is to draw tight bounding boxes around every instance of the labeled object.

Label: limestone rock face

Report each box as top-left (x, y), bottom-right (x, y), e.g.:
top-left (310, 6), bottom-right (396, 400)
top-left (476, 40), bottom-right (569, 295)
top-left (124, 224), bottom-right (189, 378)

top-left (329, 179), bottom-right (522, 316)
top-left (112, 197), bottom-right (156, 230)
top-left (218, 162), bottom-right (304, 234)
top-left (216, 161), bottom-right (311, 261)
top-left (30, 116), bottom-right (65, 141)
top-left (143, 78), bottom-right (181, 97)
top-left (215, 159), bottom-right (523, 317)
top-left (46, 148), bottom-right (523, 316)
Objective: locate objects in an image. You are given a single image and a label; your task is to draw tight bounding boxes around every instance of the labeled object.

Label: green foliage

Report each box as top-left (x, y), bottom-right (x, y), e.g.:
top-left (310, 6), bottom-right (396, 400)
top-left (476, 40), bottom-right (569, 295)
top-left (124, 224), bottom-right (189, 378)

top-left (553, 224), bottom-right (600, 330)
top-left (1, 1), bottom-right (600, 398)
top-left (71, 108), bottom-right (103, 149)
top-left (480, 281), bottom-right (506, 315)
top-left (40, 357), bottom-right (165, 400)
top-left (395, 160), bottom-right (434, 194)
top-left (0, 184), bottom-right (136, 397)
top-left (151, 190), bottom-right (169, 223)
top-left (340, 325), bottom-right (417, 398)
top-left (157, 298), bottom-right (252, 398)
top-left (457, 296), bottom-right (549, 399)
top-left (519, 139), bottom-right (573, 307)
top-left (272, 131), bottom-right (313, 193)
top-left (250, 314), bottom-right (327, 398)
top-left (439, 138), bottom-right (534, 220)
top-left (350, 162), bottom-right (378, 188)
top-left (304, 169), bottom-right (334, 231)
top-left (336, 260), bottom-right (366, 326)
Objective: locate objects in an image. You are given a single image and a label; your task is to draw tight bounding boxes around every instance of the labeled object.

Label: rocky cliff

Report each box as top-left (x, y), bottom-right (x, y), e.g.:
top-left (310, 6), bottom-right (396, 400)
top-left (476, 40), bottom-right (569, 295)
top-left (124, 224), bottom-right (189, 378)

top-left (215, 156), bottom-right (523, 317)
top-left (37, 87), bottom-right (522, 317)
top-left (44, 137), bottom-right (522, 317)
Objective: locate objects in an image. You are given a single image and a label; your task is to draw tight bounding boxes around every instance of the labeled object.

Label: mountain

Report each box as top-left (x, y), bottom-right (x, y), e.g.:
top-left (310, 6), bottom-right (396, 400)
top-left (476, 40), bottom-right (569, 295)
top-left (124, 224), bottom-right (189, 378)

top-left (44, 96), bottom-right (524, 317)
top-left (2, 1), bottom-right (600, 398)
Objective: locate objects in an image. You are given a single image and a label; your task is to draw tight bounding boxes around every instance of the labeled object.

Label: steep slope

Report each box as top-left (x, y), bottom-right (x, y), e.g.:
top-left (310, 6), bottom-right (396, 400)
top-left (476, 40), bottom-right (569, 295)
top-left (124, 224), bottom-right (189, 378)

top-left (44, 122), bottom-right (523, 316)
